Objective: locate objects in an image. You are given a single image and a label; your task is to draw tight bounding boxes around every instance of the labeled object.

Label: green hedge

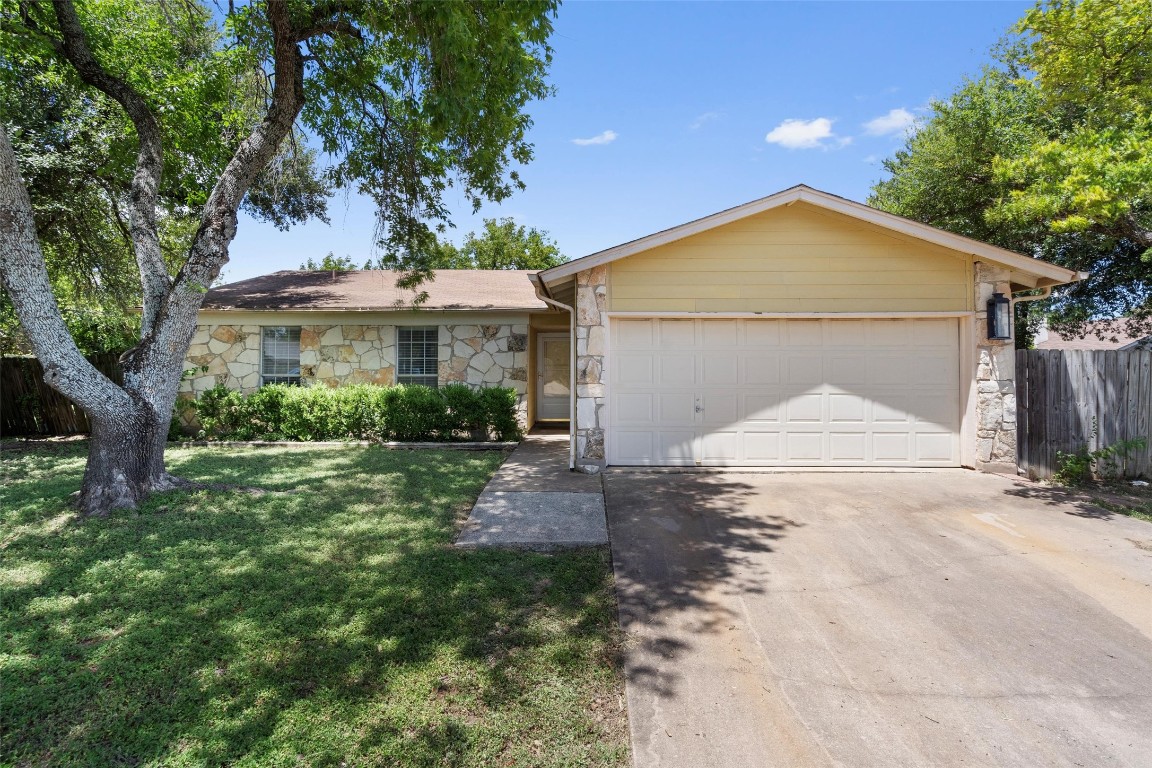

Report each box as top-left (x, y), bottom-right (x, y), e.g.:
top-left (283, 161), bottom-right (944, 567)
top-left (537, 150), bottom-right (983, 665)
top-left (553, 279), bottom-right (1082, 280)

top-left (189, 383), bottom-right (522, 442)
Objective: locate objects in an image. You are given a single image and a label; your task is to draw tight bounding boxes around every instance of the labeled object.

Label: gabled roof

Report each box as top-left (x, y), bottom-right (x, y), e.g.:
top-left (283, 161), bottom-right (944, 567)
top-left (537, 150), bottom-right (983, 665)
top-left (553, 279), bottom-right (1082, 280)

top-left (538, 185), bottom-right (1085, 290)
top-left (201, 269), bottom-right (547, 312)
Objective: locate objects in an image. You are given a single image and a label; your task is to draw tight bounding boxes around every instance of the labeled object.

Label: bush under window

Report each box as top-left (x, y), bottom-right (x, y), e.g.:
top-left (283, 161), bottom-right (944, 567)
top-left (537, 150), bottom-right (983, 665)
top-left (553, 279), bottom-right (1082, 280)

top-left (188, 383), bottom-right (521, 442)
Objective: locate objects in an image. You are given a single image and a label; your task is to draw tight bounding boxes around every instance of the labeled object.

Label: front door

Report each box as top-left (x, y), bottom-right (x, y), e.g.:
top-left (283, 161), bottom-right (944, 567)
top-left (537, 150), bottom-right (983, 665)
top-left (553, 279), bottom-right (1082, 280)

top-left (536, 333), bottom-right (570, 421)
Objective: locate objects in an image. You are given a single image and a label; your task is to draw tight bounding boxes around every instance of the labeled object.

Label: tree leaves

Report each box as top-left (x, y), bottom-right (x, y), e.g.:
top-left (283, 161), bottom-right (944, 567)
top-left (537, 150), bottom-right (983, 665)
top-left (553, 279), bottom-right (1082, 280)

top-left (870, 0), bottom-right (1151, 340)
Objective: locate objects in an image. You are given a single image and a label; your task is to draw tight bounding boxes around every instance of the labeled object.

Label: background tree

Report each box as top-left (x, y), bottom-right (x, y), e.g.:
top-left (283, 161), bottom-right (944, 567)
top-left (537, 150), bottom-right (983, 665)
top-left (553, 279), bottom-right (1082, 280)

top-left (419, 217), bottom-right (565, 270)
top-left (870, 0), bottom-right (1151, 342)
top-left (295, 218), bottom-right (567, 273)
top-left (0, 0), bottom-right (557, 515)
top-left (299, 252), bottom-right (368, 271)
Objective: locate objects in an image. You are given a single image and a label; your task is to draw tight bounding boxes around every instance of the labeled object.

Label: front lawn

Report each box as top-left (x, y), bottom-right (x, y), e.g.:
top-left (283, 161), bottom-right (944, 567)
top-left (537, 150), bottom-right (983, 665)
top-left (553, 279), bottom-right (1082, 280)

top-left (1, 443), bottom-right (628, 767)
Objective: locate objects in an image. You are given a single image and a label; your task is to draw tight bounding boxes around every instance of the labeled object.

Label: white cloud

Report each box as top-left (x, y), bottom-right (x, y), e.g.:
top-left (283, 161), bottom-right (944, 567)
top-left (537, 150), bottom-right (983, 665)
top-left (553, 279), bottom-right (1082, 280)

top-left (764, 118), bottom-right (841, 150)
top-left (689, 111), bottom-right (723, 131)
top-left (571, 130), bottom-right (618, 146)
top-left (863, 108), bottom-right (915, 136)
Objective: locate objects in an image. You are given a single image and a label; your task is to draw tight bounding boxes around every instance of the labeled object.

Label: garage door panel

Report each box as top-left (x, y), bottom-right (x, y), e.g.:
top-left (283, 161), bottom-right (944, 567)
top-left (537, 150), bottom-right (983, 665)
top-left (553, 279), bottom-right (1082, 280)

top-left (614, 393), bottom-right (654, 425)
top-left (873, 433), bottom-right (911, 462)
top-left (702, 320), bottom-right (739, 348)
top-left (784, 320), bottom-right (823, 346)
top-left (872, 400), bottom-right (913, 423)
top-left (701, 393), bottom-right (738, 426)
top-left (657, 320), bottom-right (695, 348)
top-left (658, 393), bottom-right (697, 425)
top-left (744, 356), bottom-right (781, 384)
top-left (869, 320), bottom-right (913, 346)
top-left (616, 354), bottom-right (654, 385)
top-left (701, 353), bottom-right (738, 384)
top-left (658, 432), bottom-right (695, 464)
top-left (743, 394), bottom-right (782, 422)
top-left (828, 356), bottom-right (868, 384)
top-left (916, 433), bottom-right (955, 462)
top-left (700, 431), bottom-right (738, 462)
top-left (745, 321), bottom-right (782, 347)
top-left (912, 356), bottom-right (958, 386)
top-left (829, 432), bottom-right (868, 462)
top-left (908, 395), bottom-right (957, 427)
top-left (913, 318), bottom-right (957, 345)
top-left (786, 432), bottom-right (824, 461)
top-left (744, 431), bottom-right (782, 460)
top-left (785, 393), bottom-right (823, 423)
top-left (829, 393), bottom-right (866, 423)
top-left (615, 319), bottom-right (654, 350)
top-left (867, 356), bottom-right (912, 385)
top-left (613, 431), bottom-right (654, 464)
top-left (659, 354), bottom-right (696, 384)
top-left (786, 356), bottom-right (823, 385)
top-left (608, 318), bottom-right (960, 467)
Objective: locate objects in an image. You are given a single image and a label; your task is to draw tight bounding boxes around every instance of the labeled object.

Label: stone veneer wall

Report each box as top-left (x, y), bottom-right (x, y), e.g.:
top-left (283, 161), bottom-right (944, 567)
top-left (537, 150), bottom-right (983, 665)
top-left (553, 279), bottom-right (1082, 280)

top-left (574, 265), bottom-right (608, 472)
top-left (973, 262), bottom-right (1017, 472)
top-left (182, 322), bottom-right (530, 425)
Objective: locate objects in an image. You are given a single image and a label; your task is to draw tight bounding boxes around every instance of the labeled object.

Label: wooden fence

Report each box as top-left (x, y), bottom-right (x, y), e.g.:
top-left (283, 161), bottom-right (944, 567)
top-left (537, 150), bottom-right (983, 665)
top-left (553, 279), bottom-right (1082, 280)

top-left (0, 354), bottom-right (123, 436)
top-left (1016, 349), bottom-right (1152, 479)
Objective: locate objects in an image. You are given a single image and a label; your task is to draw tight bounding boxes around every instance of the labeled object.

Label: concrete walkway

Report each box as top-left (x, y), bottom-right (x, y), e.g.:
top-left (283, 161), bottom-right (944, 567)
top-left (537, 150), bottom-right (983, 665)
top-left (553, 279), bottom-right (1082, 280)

top-left (455, 431), bottom-right (607, 550)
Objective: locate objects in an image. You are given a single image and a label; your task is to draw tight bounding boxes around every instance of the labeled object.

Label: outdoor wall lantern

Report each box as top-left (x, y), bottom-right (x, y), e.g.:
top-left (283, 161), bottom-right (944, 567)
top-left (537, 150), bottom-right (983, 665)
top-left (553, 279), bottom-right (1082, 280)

top-left (986, 292), bottom-right (1012, 340)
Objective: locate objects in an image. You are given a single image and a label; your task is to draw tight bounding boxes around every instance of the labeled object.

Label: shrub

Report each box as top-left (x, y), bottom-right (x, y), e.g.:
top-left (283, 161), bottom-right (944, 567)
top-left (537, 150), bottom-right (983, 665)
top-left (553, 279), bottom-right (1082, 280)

top-left (190, 383), bottom-right (522, 442)
top-left (1053, 419), bottom-right (1149, 485)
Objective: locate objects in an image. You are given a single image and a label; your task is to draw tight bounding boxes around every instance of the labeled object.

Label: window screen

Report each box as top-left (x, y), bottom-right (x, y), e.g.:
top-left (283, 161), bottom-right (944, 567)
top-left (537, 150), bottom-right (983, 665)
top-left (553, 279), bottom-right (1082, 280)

top-left (261, 326), bottom-right (301, 386)
top-left (397, 326), bottom-right (439, 388)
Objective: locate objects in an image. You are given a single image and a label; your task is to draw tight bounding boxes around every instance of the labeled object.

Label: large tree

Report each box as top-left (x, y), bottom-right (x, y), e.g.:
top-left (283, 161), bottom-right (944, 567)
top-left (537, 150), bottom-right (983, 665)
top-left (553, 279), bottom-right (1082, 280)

top-left (870, 0), bottom-right (1151, 340)
top-left (0, 0), bottom-right (557, 515)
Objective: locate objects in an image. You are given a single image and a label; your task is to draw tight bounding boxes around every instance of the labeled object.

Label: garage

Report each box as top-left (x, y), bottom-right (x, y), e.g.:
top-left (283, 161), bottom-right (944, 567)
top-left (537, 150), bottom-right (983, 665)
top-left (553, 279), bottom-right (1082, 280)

top-left (532, 185), bottom-right (1083, 474)
top-left (607, 317), bottom-right (962, 467)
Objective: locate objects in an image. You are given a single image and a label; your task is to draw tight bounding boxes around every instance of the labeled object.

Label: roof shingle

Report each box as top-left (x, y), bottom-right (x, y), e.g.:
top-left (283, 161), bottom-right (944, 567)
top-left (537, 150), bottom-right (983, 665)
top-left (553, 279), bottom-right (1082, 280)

top-left (201, 270), bottom-right (547, 311)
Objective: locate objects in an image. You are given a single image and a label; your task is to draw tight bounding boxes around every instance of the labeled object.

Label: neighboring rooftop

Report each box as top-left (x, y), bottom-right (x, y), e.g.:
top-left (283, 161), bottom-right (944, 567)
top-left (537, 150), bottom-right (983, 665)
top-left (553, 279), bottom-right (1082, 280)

top-left (1033, 320), bottom-right (1152, 351)
top-left (201, 270), bottom-right (548, 311)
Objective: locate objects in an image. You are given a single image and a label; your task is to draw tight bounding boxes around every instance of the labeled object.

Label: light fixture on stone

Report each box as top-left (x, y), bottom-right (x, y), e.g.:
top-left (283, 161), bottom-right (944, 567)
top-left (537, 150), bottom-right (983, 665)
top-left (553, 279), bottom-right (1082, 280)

top-left (986, 292), bottom-right (1012, 340)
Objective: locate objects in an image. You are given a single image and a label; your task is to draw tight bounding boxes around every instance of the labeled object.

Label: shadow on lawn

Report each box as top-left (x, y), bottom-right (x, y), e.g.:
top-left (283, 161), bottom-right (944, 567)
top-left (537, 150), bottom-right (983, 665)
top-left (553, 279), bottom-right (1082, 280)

top-left (2, 446), bottom-right (622, 767)
top-left (1002, 477), bottom-right (1152, 521)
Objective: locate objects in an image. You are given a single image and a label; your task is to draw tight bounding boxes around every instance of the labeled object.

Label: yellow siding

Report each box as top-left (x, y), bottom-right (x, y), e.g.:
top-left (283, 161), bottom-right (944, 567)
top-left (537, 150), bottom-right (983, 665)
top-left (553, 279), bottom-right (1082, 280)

top-left (608, 203), bottom-right (974, 313)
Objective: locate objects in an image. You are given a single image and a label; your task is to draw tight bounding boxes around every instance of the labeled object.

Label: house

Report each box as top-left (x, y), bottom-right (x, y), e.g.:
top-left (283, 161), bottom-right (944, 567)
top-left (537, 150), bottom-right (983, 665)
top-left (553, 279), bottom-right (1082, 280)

top-left (186, 185), bottom-right (1083, 473)
top-left (1032, 320), bottom-right (1151, 351)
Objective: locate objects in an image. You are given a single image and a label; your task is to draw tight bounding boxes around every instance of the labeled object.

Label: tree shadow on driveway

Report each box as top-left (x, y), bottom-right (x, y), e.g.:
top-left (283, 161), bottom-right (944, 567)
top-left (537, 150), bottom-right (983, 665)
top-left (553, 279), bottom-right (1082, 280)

top-left (602, 472), bottom-right (803, 700)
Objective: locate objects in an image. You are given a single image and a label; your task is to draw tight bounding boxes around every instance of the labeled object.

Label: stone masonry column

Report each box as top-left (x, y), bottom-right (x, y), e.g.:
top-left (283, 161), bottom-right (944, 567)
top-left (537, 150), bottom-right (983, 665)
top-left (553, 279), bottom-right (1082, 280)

top-left (973, 261), bottom-right (1018, 474)
top-left (575, 266), bottom-right (608, 472)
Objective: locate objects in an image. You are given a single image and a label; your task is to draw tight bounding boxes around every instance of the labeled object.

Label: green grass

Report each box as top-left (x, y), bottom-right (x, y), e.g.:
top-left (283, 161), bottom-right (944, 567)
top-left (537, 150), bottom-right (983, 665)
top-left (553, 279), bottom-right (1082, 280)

top-left (1086, 483), bottom-right (1152, 523)
top-left (1, 443), bottom-right (628, 767)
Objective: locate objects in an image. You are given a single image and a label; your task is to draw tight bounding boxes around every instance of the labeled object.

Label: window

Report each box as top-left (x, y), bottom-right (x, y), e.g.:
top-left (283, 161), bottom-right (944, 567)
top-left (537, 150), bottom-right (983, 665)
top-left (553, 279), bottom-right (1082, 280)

top-left (397, 326), bottom-right (439, 388)
top-left (261, 326), bottom-right (301, 386)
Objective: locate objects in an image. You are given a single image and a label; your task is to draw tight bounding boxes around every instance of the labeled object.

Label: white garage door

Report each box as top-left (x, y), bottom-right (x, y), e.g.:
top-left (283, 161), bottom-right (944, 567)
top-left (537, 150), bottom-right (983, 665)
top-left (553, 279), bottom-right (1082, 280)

top-left (607, 318), bottom-right (961, 467)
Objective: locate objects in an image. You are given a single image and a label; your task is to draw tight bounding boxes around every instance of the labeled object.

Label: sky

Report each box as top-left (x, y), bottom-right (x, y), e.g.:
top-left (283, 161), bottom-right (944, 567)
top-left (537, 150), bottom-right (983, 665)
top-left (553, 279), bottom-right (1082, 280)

top-left (225, 0), bottom-right (1033, 283)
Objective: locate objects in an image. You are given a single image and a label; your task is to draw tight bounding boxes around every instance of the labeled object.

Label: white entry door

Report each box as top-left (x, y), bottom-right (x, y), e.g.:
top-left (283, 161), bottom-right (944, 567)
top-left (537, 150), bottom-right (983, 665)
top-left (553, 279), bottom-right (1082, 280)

top-left (536, 333), bottom-right (570, 421)
top-left (607, 318), bottom-right (961, 466)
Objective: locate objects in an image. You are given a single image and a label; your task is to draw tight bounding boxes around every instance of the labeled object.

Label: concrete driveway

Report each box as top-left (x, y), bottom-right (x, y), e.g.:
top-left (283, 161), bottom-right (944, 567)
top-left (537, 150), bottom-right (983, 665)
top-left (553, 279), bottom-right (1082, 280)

top-left (604, 470), bottom-right (1152, 768)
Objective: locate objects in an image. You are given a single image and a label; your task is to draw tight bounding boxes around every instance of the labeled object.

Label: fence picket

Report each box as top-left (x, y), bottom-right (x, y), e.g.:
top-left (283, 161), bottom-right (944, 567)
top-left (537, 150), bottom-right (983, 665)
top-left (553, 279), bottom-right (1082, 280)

top-left (0, 354), bottom-right (122, 436)
top-left (1017, 349), bottom-right (1151, 479)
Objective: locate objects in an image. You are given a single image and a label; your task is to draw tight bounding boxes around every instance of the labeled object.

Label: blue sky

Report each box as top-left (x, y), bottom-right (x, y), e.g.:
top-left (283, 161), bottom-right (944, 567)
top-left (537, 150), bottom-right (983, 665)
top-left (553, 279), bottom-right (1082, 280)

top-left (226, 0), bottom-right (1033, 282)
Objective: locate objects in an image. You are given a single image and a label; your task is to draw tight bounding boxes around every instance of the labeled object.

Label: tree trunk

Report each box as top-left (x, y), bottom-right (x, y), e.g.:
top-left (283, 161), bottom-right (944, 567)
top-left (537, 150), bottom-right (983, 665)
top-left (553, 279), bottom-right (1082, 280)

top-left (76, 395), bottom-right (178, 516)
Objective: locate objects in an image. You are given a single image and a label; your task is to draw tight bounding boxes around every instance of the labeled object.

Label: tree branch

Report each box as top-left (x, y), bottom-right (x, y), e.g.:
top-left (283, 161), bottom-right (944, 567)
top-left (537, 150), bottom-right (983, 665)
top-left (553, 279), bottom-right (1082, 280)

top-left (134, 0), bottom-right (308, 390)
top-left (0, 125), bottom-right (132, 417)
top-left (50, 0), bottom-right (171, 338)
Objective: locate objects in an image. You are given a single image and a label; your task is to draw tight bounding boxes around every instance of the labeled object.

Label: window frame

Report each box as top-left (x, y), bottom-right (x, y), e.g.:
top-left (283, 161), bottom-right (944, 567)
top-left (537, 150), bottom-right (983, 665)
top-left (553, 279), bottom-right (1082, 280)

top-left (260, 326), bottom-right (302, 386)
top-left (396, 325), bottom-right (439, 388)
